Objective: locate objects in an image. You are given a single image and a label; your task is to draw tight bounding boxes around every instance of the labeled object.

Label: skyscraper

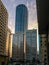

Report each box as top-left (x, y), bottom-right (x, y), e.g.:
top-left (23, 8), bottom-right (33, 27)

top-left (36, 0), bottom-right (49, 65)
top-left (0, 0), bottom-right (8, 65)
top-left (26, 29), bottom-right (37, 61)
top-left (15, 4), bottom-right (28, 33)
top-left (12, 4), bottom-right (28, 62)
top-left (12, 33), bottom-right (24, 60)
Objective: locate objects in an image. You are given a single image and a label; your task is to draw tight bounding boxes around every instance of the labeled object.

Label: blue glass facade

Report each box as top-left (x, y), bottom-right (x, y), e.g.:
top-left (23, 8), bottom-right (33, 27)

top-left (26, 29), bottom-right (37, 60)
top-left (12, 33), bottom-right (24, 60)
top-left (15, 4), bottom-right (28, 33)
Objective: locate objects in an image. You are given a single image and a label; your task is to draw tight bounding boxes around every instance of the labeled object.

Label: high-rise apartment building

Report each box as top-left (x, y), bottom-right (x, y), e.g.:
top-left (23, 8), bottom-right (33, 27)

top-left (0, 0), bottom-right (8, 65)
top-left (15, 4), bottom-right (28, 33)
top-left (25, 29), bottom-right (37, 61)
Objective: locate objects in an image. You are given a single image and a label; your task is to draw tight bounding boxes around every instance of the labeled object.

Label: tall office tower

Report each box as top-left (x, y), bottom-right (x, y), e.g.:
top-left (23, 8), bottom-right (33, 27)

top-left (12, 4), bottom-right (28, 62)
top-left (25, 29), bottom-right (37, 61)
top-left (0, 0), bottom-right (8, 65)
top-left (36, 0), bottom-right (49, 65)
top-left (12, 33), bottom-right (24, 61)
top-left (15, 4), bottom-right (28, 33)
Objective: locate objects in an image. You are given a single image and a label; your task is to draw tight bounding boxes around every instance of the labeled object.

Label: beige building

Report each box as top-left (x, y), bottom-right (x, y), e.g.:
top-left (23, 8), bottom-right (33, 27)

top-left (6, 28), bottom-right (12, 58)
top-left (39, 34), bottom-right (48, 65)
top-left (0, 0), bottom-right (8, 65)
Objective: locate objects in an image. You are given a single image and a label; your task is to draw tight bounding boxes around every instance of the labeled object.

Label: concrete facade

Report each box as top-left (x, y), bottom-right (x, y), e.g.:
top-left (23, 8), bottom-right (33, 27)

top-left (39, 34), bottom-right (48, 65)
top-left (0, 0), bottom-right (8, 65)
top-left (36, 0), bottom-right (49, 65)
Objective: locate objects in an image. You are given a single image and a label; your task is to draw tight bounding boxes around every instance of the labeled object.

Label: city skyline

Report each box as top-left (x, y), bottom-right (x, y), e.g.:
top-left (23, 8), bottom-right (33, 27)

top-left (1, 0), bottom-right (39, 51)
top-left (2, 0), bottom-right (38, 33)
top-left (0, 0), bottom-right (49, 65)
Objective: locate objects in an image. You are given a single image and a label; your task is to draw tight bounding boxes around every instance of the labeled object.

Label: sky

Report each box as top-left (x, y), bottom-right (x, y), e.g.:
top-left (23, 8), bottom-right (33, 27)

top-left (2, 0), bottom-right (38, 33)
top-left (2, 0), bottom-right (39, 51)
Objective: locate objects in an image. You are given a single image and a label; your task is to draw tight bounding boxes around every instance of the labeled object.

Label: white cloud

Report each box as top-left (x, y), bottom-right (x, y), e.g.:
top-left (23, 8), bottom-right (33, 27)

top-left (8, 0), bottom-right (38, 33)
top-left (26, 0), bottom-right (37, 29)
top-left (13, 4), bottom-right (16, 8)
top-left (10, 0), bottom-right (16, 8)
top-left (28, 19), bottom-right (38, 29)
top-left (8, 13), bottom-right (15, 33)
top-left (10, 0), bottom-right (15, 2)
top-left (8, 19), bottom-right (15, 33)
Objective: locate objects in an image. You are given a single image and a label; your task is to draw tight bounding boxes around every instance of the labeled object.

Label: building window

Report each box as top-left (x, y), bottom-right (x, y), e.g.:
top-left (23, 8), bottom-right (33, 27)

top-left (44, 62), bottom-right (47, 65)
top-left (44, 54), bottom-right (46, 57)
top-left (44, 58), bottom-right (47, 61)
top-left (41, 44), bottom-right (42, 46)
top-left (44, 50), bottom-right (46, 52)
top-left (45, 44), bottom-right (47, 46)
top-left (40, 40), bottom-right (42, 42)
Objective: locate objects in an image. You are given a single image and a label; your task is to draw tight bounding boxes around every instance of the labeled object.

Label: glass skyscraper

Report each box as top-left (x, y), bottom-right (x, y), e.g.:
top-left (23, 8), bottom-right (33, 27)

top-left (12, 33), bottom-right (24, 60)
top-left (15, 4), bottom-right (28, 33)
top-left (26, 29), bottom-right (37, 61)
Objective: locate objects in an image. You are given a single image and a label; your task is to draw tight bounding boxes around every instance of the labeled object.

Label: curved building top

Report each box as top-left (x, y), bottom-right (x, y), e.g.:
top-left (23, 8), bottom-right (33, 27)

top-left (15, 4), bottom-right (28, 33)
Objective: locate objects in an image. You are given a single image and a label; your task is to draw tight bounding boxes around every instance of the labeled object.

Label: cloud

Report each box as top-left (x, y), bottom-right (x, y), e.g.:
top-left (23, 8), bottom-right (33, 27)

top-left (28, 19), bottom-right (38, 29)
top-left (10, 0), bottom-right (15, 2)
top-left (8, 0), bottom-right (38, 33)
top-left (13, 4), bottom-right (16, 8)
top-left (27, 2), bottom-right (37, 18)
top-left (10, 0), bottom-right (16, 8)
top-left (26, 0), bottom-right (37, 29)
top-left (8, 20), bottom-right (15, 33)
top-left (8, 13), bottom-right (15, 33)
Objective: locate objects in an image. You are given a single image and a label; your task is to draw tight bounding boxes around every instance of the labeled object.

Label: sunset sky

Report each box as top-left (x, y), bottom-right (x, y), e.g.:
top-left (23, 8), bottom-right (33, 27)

top-left (2, 0), bottom-right (39, 51)
top-left (2, 0), bottom-right (38, 33)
